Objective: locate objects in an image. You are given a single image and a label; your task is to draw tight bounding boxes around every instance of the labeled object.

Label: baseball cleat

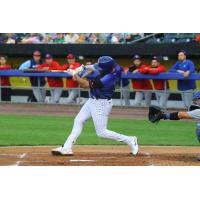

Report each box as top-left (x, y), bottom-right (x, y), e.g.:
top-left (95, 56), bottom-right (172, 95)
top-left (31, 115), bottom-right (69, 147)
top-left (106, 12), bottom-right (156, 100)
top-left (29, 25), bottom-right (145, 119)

top-left (129, 136), bottom-right (139, 155)
top-left (51, 146), bottom-right (73, 156)
top-left (197, 155), bottom-right (200, 161)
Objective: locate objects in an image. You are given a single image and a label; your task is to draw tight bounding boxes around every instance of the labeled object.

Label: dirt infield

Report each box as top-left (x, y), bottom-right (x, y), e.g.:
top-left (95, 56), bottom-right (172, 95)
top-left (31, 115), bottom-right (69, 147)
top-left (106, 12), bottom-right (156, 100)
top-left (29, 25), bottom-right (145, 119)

top-left (0, 145), bottom-right (199, 166)
top-left (0, 102), bottom-right (149, 119)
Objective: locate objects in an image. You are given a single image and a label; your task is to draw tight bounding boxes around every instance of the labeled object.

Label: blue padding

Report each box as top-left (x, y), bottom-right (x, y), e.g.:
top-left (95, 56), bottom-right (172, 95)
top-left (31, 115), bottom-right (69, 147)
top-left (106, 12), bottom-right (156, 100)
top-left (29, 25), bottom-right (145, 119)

top-left (1, 70), bottom-right (200, 80)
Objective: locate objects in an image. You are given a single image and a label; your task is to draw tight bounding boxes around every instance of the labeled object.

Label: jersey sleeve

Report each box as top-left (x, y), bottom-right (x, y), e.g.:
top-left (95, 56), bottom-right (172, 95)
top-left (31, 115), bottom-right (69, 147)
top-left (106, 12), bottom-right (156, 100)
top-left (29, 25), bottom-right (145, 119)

top-left (187, 60), bottom-right (195, 73)
top-left (19, 60), bottom-right (31, 70)
top-left (170, 62), bottom-right (179, 72)
top-left (148, 66), bottom-right (166, 75)
top-left (100, 73), bottom-right (118, 87)
top-left (187, 109), bottom-right (200, 119)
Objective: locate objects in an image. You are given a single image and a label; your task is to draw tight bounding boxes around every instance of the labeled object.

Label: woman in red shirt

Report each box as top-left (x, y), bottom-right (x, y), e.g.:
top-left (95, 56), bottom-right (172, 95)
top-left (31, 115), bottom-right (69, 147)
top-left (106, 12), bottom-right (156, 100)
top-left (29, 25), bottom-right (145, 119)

top-left (37, 54), bottom-right (63, 103)
top-left (0, 55), bottom-right (11, 101)
top-left (62, 54), bottom-right (81, 104)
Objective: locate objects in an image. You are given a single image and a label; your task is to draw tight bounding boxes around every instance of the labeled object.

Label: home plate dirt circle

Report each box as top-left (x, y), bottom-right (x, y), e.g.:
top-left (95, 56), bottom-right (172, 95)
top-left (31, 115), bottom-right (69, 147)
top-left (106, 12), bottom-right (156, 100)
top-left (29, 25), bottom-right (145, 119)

top-left (0, 145), bottom-right (200, 166)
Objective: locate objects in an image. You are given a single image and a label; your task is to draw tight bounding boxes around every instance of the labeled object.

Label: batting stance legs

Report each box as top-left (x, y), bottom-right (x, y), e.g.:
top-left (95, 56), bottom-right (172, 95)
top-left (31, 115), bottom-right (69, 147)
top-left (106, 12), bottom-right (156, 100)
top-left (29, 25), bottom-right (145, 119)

top-left (52, 98), bottom-right (138, 155)
top-left (64, 98), bottom-right (133, 150)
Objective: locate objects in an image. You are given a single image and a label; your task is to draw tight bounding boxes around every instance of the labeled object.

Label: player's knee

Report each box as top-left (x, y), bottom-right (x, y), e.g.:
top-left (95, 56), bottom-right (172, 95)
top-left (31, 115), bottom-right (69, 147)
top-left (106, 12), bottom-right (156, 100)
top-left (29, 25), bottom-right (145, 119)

top-left (96, 129), bottom-right (107, 138)
top-left (74, 116), bottom-right (86, 125)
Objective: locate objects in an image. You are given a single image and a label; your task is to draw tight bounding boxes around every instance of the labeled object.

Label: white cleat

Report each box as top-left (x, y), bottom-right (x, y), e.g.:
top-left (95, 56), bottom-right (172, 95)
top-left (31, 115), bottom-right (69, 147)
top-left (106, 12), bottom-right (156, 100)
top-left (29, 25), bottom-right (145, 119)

top-left (51, 146), bottom-right (73, 156)
top-left (129, 136), bottom-right (139, 155)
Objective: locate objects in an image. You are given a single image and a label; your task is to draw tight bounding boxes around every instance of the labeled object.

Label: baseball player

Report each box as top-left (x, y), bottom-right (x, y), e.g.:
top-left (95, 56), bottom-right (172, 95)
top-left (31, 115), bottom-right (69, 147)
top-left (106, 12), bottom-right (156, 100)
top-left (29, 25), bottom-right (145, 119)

top-left (37, 54), bottom-right (64, 103)
top-left (0, 55), bottom-right (11, 101)
top-left (62, 54), bottom-right (81, 104)
top-left (52, 56), bottom-right (138, 156)
top-left (140, 56), bottom-right (170, 108)
top-left (148, 91), bottom-right (200, 161)
top-left (19, 51), bottom-right (46, 102)
top-left (129, 55), bottom-right (152, 107)
top-left (170, 50), bottom-right (196, 108)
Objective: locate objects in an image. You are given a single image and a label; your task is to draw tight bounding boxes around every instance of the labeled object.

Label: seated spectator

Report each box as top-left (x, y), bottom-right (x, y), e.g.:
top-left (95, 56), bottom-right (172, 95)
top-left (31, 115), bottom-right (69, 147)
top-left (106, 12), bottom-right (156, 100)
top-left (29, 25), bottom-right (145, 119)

top-left (87, 33), bottom-right (99, 44)
top-left (53, 33), bottom-right (65, 43)
top-left (129, 55), bottom-right (152, 107)
top-left (141, 56), bottom-right (170, 108)
top-left (4, 33), bottom-right (16, 44)
top-left (19, 51), bottom-right (46, 102)
top-left (62, 54), bottom-right (81, 104)
top-left (37, 54), bottom-right (64, 103)
top-left (76, 33), bottom-right (86, 44)
top-left (110, 33), bottom-right (120, 44)
top-left (170, 50), bottom-right (196, 108)
top-left (0, 55), bottom-right (11, 101)
top-left (20, 33), bottom-right (43, 44)
top-left (64, 33), bottom-right (79, 44)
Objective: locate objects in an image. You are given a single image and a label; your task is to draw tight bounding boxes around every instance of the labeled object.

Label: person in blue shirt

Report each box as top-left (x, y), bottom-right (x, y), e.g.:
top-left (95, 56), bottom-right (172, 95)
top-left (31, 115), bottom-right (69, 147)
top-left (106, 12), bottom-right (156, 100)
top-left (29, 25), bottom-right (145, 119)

top-left (170, 50), bottom-right (196, 108)
top-left (52, 56), bottom-right (138, 156)
top-left (19, 51), bottom-right (46, 102)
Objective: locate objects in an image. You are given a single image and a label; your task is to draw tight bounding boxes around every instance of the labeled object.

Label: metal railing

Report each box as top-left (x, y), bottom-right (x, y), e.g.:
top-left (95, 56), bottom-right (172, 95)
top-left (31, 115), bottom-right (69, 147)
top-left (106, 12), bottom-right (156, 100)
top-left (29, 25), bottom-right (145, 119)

top-left (0, 70), bottom-right (199, 108)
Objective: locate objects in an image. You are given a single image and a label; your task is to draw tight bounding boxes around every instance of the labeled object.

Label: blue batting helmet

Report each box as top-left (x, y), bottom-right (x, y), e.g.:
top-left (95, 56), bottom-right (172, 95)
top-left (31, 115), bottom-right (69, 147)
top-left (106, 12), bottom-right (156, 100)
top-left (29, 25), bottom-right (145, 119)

top-left (193, 91), bottom-right (200, 101)
top-left (96, 56), bottom-right (117, 73)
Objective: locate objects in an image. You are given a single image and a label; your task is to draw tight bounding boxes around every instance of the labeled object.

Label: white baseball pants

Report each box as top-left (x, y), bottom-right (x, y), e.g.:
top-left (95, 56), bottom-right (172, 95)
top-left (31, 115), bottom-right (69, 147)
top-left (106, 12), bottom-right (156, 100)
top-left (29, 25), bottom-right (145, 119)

top-left (64, 98), bottom-right (133, 150)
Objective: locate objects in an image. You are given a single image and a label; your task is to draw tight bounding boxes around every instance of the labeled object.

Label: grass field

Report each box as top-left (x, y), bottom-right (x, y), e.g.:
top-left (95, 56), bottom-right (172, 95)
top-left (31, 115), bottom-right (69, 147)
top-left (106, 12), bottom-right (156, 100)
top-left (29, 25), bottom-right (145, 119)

top-left (0, 114), bottom-right (198, 146)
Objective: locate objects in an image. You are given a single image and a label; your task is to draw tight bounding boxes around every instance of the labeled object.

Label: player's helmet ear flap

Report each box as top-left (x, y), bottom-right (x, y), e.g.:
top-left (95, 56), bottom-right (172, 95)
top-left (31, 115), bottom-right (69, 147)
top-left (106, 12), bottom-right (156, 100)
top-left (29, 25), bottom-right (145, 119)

top-left (97, 56), bottom-right (116, 73)
top-left (193, 91), bottom-right (200, 104)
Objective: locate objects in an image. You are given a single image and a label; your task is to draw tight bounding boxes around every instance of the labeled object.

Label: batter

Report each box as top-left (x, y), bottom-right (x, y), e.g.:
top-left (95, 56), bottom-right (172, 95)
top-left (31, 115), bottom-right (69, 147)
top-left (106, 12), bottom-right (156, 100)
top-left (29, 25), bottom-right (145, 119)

top-left (52, 56), bottom-right (138, 156)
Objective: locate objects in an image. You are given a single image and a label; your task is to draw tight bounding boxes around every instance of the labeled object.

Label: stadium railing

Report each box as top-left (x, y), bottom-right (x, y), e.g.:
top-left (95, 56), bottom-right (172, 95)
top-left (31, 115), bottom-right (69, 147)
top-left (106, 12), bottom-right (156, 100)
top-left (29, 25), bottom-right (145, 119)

top-left (0, 70), bottom-right (199, 107)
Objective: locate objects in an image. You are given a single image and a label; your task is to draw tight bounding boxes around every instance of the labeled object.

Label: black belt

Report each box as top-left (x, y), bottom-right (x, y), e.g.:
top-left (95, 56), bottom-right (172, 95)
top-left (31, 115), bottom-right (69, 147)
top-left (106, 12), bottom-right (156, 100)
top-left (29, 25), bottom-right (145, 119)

top-left (91, 96), bottom-right (111, 100)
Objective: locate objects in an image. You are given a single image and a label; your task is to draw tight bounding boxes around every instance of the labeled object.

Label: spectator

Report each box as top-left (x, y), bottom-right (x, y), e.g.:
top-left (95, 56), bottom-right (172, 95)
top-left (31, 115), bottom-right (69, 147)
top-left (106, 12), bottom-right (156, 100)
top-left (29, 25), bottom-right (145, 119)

top-left (170, 50), bottom-right (196, 108)
top-left (0, 55), bottom-right (11, 101)
top-left (20, 33), bottom-right (43, 44)
top-left (142, 56), bottom-right (170, 108)
top-left (98, 33), bottom-right (109, 44)
top-left (53, 33), bottom-right (65, 43)
top-left (64, 33), bottom-right (79, 44)
top-left (129, 55), bottom-right (152, 107)
top-left (76, 33), bottom-right (86, 44)
top-left (19, 51), bottom-right (46, 102)
top-left (87, 33), bottom-right (99, 44)
top-left (37, 54), bottom-right (64, 103)
top-left (4, 33), bottom-right (16, 44)
top-left (110, 33), bottom-right (120, 44)
top-left (62, 54), bottom-right (81, 104)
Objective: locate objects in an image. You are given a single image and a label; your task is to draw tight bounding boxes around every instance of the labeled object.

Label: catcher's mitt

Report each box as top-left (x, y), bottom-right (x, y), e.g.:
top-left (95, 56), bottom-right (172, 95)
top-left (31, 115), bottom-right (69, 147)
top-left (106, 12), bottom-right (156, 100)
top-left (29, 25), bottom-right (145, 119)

top-left (148, 105), bottom-right (164, 123)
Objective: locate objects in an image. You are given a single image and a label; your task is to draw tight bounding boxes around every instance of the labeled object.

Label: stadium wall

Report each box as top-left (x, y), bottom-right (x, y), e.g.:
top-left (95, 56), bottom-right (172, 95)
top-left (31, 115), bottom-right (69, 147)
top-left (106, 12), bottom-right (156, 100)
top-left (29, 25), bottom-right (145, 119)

top-left (0, 43), bottom-right (200, 57)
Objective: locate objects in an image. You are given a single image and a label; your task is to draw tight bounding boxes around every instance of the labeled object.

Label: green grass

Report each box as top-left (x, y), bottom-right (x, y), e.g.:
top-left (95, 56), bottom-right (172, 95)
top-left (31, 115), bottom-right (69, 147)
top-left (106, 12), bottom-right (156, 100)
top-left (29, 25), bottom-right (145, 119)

top-left (0, 114), bottom-right (199, 146)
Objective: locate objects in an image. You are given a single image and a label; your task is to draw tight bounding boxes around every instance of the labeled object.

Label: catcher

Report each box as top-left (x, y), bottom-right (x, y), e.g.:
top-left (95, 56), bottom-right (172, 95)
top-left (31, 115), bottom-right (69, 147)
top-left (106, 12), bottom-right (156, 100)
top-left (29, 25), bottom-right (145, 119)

top-left (148, 91), bottom-right (200, 161)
